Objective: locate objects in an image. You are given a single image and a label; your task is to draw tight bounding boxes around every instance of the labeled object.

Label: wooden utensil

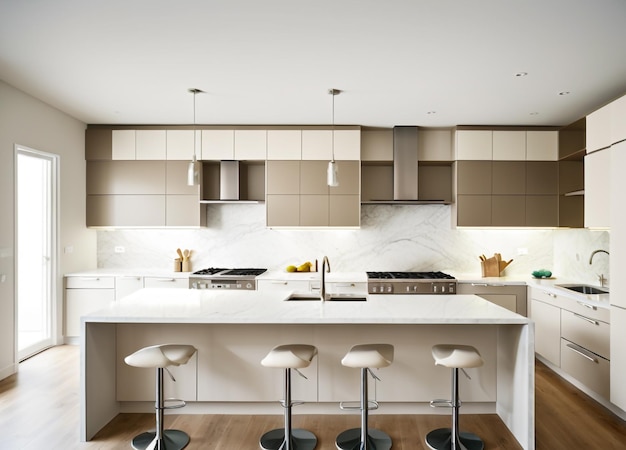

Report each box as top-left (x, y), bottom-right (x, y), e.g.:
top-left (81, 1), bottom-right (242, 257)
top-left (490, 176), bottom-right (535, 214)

top-left (177, 248), bottom-right (184, 260)
top-left (183, 249), bottom-right (190, 260)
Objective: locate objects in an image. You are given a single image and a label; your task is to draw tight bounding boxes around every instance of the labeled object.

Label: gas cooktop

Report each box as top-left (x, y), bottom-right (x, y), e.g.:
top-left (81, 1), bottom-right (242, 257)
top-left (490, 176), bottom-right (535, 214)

top-left (189, 268), bottom-right (267, 290)
top-left (367, 271), bottom-right (455, 280)
top-left (366, 271), bottom-right (457, 295)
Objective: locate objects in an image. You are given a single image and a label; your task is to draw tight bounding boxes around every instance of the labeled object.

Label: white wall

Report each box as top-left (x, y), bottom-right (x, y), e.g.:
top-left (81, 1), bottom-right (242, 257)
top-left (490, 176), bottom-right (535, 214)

top-left (0, 80), bottom-right (95, 379)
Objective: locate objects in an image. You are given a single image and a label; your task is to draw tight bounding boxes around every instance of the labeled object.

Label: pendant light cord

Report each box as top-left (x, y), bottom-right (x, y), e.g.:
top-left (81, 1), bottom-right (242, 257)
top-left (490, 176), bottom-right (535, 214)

top-left (331, 90), bottom-right (335, 163)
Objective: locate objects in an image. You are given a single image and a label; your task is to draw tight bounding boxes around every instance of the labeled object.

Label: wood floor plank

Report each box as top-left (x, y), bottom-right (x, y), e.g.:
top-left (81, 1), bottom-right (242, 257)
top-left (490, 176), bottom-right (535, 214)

top-left (2, 345), bottom-right (626, 449)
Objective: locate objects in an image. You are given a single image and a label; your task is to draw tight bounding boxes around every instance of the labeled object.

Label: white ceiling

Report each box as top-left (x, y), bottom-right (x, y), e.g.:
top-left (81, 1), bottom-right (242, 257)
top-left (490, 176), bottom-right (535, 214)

top-left (2, 0), bottom-right (626, 128)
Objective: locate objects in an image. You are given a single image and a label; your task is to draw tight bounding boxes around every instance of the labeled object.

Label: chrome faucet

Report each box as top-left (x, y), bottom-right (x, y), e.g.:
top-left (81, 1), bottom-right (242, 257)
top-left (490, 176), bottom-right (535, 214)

top-left (589, 249), bottom-right (610, 287)
top-left (589, 249), bottom-right (609, 264)
top-left (320, 256), bottom-right (331, 302)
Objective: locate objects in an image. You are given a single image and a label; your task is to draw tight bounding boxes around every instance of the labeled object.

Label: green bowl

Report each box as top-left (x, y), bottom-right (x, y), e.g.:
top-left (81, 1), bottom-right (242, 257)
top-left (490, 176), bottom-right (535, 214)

top-left (532, 270), bottom-right (552, 279)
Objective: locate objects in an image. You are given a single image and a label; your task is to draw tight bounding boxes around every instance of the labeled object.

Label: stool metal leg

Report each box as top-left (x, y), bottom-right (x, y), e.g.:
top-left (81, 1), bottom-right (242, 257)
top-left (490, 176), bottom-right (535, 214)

top-left (336, 368), bottom-right (392, 450)
top-left (260, 368), bottom-right (317, 450)
top-left (131, 367), bottom-right (190, 450)
top-left (425, 368), bottom-right (484, 450)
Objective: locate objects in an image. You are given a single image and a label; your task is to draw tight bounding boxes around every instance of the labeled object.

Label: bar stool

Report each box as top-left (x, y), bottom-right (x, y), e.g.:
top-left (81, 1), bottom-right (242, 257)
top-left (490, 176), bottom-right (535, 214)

top-left (426, 344), bottom-right (484, 450)
top-left (336, 343), bottom-right (394, 450)
top-left (124, 344), bottom-right (197, 450)
top-left (260, 344), bottom-right (318, 450)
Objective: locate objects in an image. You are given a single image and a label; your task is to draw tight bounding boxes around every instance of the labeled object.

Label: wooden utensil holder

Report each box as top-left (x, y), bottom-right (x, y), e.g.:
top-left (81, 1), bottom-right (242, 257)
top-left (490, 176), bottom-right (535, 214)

top-left (481, 258), bottom-right (501, 277)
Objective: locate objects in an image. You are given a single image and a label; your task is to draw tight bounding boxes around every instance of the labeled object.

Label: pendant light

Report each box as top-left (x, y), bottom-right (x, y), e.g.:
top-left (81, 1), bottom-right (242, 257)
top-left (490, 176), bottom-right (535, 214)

top-left (187, 88), bottom-right (204, 186)
top-left (327, 88), bottom-right (341, 187)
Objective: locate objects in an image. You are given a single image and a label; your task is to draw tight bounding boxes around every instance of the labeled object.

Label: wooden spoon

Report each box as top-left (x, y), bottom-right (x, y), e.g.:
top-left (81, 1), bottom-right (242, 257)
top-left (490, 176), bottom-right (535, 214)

top-left (183, 249), bottom-right (190, 260)
top-left (176, 248), bottom-right (184, 260)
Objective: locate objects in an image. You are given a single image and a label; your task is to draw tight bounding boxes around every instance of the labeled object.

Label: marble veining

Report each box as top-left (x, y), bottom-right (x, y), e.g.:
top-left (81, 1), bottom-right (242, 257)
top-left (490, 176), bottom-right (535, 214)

top-left (97, 204), bottom-right (608, 283)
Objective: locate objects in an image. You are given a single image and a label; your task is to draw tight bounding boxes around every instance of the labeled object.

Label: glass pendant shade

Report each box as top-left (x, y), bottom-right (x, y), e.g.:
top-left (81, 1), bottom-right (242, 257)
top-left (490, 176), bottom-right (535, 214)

top-left (187, 155), bottom-right (200, 186)
top-left (327, 160), bottom-right (339, 187)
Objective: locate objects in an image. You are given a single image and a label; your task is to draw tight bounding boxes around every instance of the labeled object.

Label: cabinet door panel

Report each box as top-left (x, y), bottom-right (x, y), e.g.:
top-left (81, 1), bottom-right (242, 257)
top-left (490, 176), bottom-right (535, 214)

top-left (234, 130), bottom-right (266, 160)
top-left (456, 161), bottom-right (492, 194)
top-left (201, 130), bottom-right (234, 160)
top-left (85, 128), bottom-right (112, 160)
top-left (266, 195), bottom-right (299, 227)
top-left (586, 105), bottom-right (612, 153)
top-left (87, 195), bottom-right (165, 227)
top-left (529, 299), bottom-right (561, 366)
top-left (87, 161), bottom-right (166, 195)
top-left (65, 289), bottom-right (115, 336)
top-left (585, 148), bottom-right (611, 228)
top-left (329, 195), bottom-right (359, 227)
top-left (267, 161), bottom-right (300, 194)
top-left (166, 130), bottom-right (197, 160)
top-left (456, 130), bottom-right (492, 160)
top-left (166, 161), bottom-right (200, 195)
top-left (267, 130), bottom-right (302, 160)
top-left (329, 161), bottom-right (360, 195)
top-left (526, 131), bottom-right (558, 161)
top-left (561, 339), bottom-right (609, 398)
top-left (302, 130), bottom-right (333, 160)
top-left (611, 94), bottom-right (626, 144)
top-left (166, 195), bottom-right (202, 227)
top-left (526, 195), bottom-right (558, 227)
top-left (526, 162), bottom-right (558, 194)
top-left (333, 129), bottom-right (360, 160)
top-left (300, 161), bottom-right (329, 195)
top-left (456, 195), bottom-right (492, 226)
top-left (492, 161), bottom-right (525, 195)
top-left (361, 129), bottom-right (393, 161)
top-left (492, 195), bottom-right (525, 226)
top-left (300, 195), bottom-right (329, 226)
top-left (493, 131), bottom-right (526, 160)
top-left (136, 130), bottom-right (166, 159)
top-left (112, 130), bottom-right (136, 160)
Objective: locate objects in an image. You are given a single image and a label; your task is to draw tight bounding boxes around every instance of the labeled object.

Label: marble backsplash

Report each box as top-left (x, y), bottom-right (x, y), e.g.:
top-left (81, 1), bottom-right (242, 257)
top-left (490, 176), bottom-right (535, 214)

top-left (97, 204), bottom-right (610, 284)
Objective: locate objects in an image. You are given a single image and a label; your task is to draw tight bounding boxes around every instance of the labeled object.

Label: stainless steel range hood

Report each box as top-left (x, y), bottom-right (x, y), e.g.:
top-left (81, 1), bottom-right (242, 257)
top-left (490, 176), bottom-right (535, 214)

top-left (393, 126), bottom-right (420, 201)
top-left (220, 160), bottom-right (240, 200)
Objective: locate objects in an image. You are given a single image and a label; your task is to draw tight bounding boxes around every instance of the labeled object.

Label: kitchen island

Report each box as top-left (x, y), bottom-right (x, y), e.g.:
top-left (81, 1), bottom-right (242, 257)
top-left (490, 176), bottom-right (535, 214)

top-left (81, 289), bottom-right (534, 449)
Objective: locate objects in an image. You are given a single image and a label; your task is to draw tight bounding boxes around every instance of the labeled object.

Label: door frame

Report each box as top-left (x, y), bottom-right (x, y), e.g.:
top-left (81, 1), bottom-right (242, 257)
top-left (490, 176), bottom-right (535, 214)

top-left (14, 144), bottom-right (60, 361)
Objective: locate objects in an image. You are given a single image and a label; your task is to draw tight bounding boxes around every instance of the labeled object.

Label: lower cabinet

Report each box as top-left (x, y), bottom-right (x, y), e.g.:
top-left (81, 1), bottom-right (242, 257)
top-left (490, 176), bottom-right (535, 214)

top-left (457, 282), bottom-right (527, 315)
top-left (65, 276), bottom-right (115, 337)
top-left (529, 286), bottom-right (610, 399)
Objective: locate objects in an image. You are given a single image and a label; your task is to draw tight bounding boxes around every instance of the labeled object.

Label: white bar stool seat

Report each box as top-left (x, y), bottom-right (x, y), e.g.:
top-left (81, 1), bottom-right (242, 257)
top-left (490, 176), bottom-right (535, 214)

top-left (260, 344), bottom-right (318, 450)
top-left (426, 344), bottom-right (484, 450)
top-left (336, 343), bottom-right (394, 450)
top-left (124, 344), bottom-right (197, 450)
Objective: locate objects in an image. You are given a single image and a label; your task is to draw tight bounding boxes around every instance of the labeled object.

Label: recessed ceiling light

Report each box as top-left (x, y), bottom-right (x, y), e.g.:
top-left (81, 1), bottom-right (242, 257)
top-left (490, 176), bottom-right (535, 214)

top-left (426, 111), bottom-right (436, 115)
top-left (515, 72), bottom-right (528, 77)
top-left (530, 112), bottom-right (539, 115)
top-left (559, 91), bottom-right (571, 96)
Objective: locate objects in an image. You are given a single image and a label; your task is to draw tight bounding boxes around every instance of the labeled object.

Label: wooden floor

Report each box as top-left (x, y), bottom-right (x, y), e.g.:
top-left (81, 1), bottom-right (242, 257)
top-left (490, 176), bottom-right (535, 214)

top-left (1, 346), bottom-right (626, 449)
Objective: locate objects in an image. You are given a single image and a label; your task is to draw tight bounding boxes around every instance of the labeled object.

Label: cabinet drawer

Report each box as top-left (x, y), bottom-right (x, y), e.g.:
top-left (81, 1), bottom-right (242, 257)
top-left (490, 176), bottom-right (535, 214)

top-left (66, 276), bottom-right (115, 289)
top-left (326, 282), bottom-right (367, 294)
top-left (561, 339), bottom-right (610, 399)
top-left (561, 309), bottom-right (610, 359)
top-left (257, 279), bottom-right (312, 291)
top-left (143, 277), bottom-right (188, 288)
top-left (529, 287), bottom-right (610, 322)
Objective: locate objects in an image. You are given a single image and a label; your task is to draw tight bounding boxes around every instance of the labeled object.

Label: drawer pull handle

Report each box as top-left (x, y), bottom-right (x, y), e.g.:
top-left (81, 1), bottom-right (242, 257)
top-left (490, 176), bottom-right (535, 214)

top-left (547, 293), bottom-right (557, 298)
top-left (573, 313), bottom-right (599, 326)
top-left (335, 283), bottom-right (356, 287)
top-left (577, 301), bottom-right (597, 311)
top-left (471, 283), bottom-right (489, 287)
top-left (155, 278), bottom-right (176, 282)
top-left (79, 277), bottom-right (100, 281)
top-left (271, 281), bottom-right (288, 285)
top-left (566, 344), bottom-right (598, 363)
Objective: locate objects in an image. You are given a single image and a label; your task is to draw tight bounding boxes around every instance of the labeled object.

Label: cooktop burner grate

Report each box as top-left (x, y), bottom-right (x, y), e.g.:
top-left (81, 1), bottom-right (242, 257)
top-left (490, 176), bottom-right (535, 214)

top-left (220, 268), bottom-right (267, 276)
top-left (366, 271), bottom-right (455, 280)
top-left (192, 268), bottom-right (228, 276)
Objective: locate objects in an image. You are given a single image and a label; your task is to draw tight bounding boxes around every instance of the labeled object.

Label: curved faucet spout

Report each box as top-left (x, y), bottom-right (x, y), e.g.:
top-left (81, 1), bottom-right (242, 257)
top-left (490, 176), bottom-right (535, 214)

top-left (321, 256), bottom-right (331, 301)
top-left (589, 249), bottom-right (609, 265)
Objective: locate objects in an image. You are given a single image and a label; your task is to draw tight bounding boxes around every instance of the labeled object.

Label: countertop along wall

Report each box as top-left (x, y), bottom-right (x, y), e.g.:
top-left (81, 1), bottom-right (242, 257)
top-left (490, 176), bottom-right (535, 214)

top-left (95, 203), bottom-right (608, 283)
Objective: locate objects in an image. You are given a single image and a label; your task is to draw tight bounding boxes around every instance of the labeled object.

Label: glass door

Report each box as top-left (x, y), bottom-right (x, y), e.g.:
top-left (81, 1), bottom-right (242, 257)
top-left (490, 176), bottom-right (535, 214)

top-left (16, 146), bottom-right (57, 360)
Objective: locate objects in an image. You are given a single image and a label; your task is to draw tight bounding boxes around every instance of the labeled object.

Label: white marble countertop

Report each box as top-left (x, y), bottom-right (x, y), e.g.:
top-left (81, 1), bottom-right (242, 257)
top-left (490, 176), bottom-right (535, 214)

top-left (83, 288), bottom-right (529, 325)
top-left (258, 270), bottom-right (367, 283)
top-left (65, 268), bottom-right (191, 277)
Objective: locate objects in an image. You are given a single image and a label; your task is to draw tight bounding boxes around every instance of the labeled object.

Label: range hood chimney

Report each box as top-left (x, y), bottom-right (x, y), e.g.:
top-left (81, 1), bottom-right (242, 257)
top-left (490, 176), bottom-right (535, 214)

top-left (220, 160), bottom-right (240, 200)
top-left (393, 126), bottom-right (419, 201)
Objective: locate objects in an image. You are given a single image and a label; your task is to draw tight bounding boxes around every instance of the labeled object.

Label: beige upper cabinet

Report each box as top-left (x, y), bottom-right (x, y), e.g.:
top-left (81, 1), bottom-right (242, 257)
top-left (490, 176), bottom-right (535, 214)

top-left (587, 104), bottom-right (612, 153)
top-left (267, 130), bottom-right (302, 160)
top-left (492, 131), bottom-right (526, 160)
top-left (166, 130), bottom-right (200, 160)
top-left (333, 129), bottom-right (360, 160)
top-left (234, 130), bottom-right (266, 160)
top-left (302, 130), bottom-right (333, 160)
top-left (456, 130), bottom-right (493, 160)
top-left (418, 129), bottom-right (453, 161)
top-left (85, 128), bottom-right (113, 160)
top-left (201, 129), bottom-right (235, 160)
top-left (585, 148), bottom-right (611, 228)
top-left (526, 131), bottom-right (558, 160)
top-left (112, 130), bottom-right (136, 160)
top-left (136, 130), bottom-right (166, 159)
top-left (611, 94), bottom-right (626, 144)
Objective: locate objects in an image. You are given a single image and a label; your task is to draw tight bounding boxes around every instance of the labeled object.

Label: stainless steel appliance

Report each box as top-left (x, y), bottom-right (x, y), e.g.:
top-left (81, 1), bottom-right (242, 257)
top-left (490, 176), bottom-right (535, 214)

top-left (367, 271), bottom-right (457, 294)
top-left (189, 268), bottom-right (267, 290)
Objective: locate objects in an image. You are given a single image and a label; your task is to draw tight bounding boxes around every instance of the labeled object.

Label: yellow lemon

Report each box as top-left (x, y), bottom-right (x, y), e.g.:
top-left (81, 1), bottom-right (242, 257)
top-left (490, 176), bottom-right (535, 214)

top-left (286, 265), bottom-right (297, 273)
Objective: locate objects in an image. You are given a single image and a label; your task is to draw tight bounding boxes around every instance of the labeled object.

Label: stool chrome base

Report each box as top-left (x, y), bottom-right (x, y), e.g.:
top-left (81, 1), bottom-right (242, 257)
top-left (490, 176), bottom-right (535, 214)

top-left (260, 428), bottom-right (317, 450)
top-left (335, 428), bottom-right (392, 450)
top-left (131, 429), bottom-right (190, 450)
top-left (425, 428), bottom-right (484, 450)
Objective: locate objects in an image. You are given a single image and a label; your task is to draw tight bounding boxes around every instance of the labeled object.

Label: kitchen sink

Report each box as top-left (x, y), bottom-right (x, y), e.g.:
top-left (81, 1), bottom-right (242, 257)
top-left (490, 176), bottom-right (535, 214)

top-left (285, 293), bottom-right (367, 301)
top-left (556, 284), bottom-right (609, 295)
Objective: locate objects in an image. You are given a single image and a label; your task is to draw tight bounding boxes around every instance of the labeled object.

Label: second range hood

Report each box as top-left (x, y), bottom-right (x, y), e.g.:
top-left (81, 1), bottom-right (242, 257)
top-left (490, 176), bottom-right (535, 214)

top-left (366, 126), bottom-right (451, 205)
